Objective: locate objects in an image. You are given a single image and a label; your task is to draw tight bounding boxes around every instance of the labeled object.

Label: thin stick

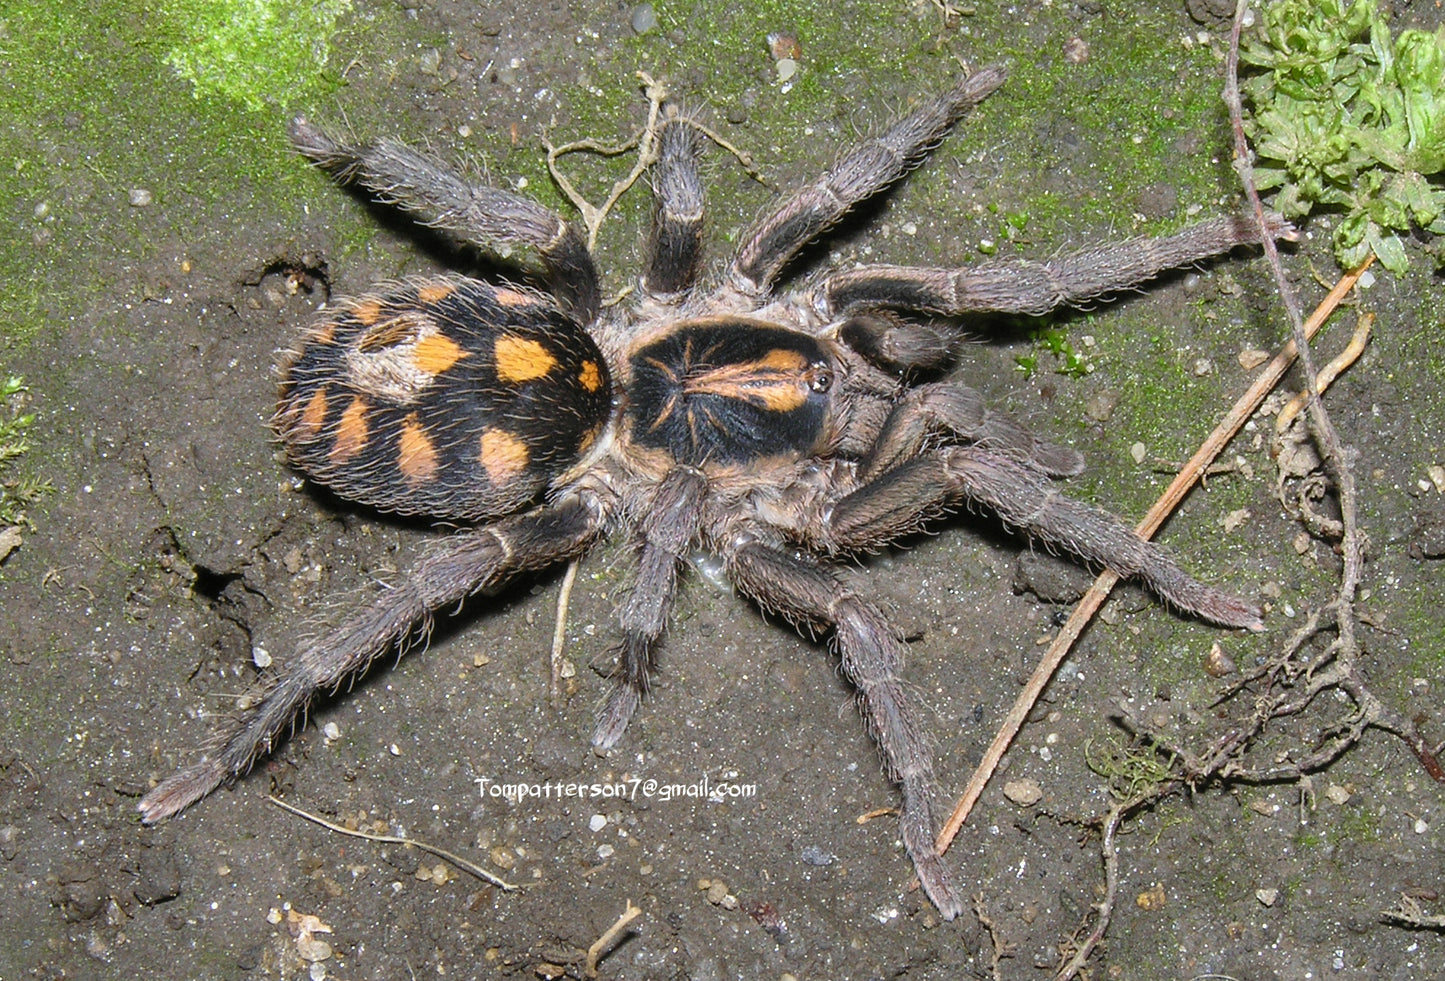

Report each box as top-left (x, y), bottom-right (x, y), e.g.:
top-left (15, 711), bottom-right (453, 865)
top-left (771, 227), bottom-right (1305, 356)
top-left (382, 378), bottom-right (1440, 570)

top-left (586, 900), bottom-right (642, 978)
top-left (550, 559), bottom-right (581, 706)
top-left (935, 257), bottom-right (1373, 854)
top-left (267, 795), bottom-right (518, 891)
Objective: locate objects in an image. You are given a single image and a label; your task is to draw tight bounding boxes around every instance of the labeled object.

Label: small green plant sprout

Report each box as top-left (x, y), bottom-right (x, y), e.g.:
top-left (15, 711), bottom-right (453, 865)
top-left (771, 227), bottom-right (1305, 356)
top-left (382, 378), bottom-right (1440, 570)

top-left (1014, 324), bottom-right (1094, 378)
top-left (0, 375), bottom-right (51, 533)
top-left (1240, 0), bottom-right (1445, 273)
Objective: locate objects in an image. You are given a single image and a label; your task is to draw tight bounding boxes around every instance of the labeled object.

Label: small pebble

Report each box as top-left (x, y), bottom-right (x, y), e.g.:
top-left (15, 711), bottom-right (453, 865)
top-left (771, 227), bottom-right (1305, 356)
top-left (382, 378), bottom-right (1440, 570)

top-left (705, 881), bottom-right (729, 905)
top-left (322, 722), bottom-right (340, 741)
top-left (1003, 778), bottom-right (1043, 807)
top-left (630, 3), bottom-right (658, 34)
top-left (1062, 36), bottom-right (1090, 64)
top-left (1130, 442), bottom-right (1147, 464)
top-left (1256, 887), bottom-right (1279, 906)
top-left (1238, 348), bottom-right (1270, 370)
top-left (767, 32), bottom-right (801, 60)
top-left (295, 936), bottom-right (332, 962)
top-left (1135, 883), bottom-right (1167, 910)
top-left (800, 845), bottom-right (835, 866)
top-left (1324, 783), bottom-right (1351, 805)
top-left (490, 847), bottom-right (516, 870)
top-left (775, 58), bottom-right (797, 83)
top-left (1202, 642), bottom-right (1235, 678)
top-left (588, 814), bottom-right (607, 833)
top-left (129, 188), bottom-right (153, 207)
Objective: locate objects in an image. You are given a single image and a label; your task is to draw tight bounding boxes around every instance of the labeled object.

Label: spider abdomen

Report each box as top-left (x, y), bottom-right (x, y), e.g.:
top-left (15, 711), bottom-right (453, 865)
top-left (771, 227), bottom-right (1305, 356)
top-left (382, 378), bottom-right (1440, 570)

top-left (276, 277), bottom-right (612, 520)
top-left (624, 318), bottom-right (836, 471)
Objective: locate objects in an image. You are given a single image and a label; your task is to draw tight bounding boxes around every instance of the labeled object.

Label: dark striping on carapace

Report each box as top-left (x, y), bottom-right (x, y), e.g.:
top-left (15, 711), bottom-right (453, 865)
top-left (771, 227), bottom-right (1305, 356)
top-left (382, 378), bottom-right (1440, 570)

top-left (626, 318), bottom-right (833, 467)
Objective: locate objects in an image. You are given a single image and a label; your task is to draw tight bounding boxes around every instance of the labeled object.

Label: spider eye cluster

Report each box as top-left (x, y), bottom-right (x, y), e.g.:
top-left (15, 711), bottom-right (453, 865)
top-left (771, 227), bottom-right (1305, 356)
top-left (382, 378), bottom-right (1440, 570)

top-left (275, 277), bottom-right (612, 520)
top-left (625, 318), bottom-right (834, 469)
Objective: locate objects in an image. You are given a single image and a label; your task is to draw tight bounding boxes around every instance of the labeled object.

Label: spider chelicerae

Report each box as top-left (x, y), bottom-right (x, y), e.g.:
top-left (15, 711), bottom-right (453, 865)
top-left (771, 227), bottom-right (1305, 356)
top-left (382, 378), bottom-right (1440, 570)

top-left (140, 65), bottom-right (1286, 919)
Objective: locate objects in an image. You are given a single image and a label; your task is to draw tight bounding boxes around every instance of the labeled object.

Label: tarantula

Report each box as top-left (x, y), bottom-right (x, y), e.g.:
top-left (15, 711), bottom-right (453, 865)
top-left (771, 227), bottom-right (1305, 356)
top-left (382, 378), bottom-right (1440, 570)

top-left (140, 65), bottom-right (1285, 919)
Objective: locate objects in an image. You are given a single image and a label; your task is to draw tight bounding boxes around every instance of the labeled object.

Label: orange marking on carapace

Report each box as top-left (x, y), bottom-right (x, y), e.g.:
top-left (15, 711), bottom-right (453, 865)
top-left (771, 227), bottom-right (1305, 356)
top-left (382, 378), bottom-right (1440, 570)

top-left (578, 359), bottom-right (603, 392)
top-left (682, 347), bottom-right (810, 412)
top-left (494, 336), bottom-right (557, 383)
top-left (492, 287), bottom-right (533, 307)
top-left (298, 386), bottom-right (329, 436)
top-left (397, 413), bottom-right (439, 485)
top-left (330, 396), bottom-right (370, 463)
top-left (479, 428), bottom-right (530, 484)
top-left (411, 333), bottom-right (468, 374)
top-left (416, 282), bottom-right (457, 304)
top-left (349, 297), bottom-right (385, 327)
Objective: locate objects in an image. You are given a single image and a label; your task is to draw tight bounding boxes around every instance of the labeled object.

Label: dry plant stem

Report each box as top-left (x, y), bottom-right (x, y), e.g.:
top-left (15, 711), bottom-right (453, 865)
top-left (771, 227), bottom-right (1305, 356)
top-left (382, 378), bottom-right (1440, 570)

top-left (1226, 0), bottom-right (1441, 784)
top-left (586, 900), bottom-right (642, 978)
top-left (1275, 312), bottom-right (1373, 434)
top-left (546, 72), bottom-right (669, 251)
top-left (935, 260), bottom-right (1371, 854)
top-left (973, 892), bottom-right (1016, 981)
top-left (266, 795), bottom-right (518, 891)
top-left (550, 559), bottom-right (581, 707)
top-left (1052, 789), bottom-right (1166, 981)
top-left (1383, 894), bottom-right (1445, 930)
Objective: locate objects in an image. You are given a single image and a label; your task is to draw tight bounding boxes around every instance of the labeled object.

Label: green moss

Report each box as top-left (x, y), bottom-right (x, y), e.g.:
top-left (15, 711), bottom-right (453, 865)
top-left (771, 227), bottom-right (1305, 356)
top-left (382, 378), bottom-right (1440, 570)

top-left (160, 0), bottom-right (352, 111)
top-left (0, 375), bottom-right (52, 530)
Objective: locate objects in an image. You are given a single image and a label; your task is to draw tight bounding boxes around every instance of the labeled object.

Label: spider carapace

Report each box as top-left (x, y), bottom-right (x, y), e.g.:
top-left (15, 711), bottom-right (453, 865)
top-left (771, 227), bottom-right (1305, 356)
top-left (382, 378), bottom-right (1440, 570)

top-left (140, 65), bottom-right (1290, 920)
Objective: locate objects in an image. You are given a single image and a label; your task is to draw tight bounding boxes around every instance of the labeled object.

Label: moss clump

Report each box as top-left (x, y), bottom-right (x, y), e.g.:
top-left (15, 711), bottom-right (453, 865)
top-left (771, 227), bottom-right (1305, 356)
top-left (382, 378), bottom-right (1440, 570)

top-left (0, 376), bottom-right (51, 531)
top-left (160, 0), bottom-right (352, 111)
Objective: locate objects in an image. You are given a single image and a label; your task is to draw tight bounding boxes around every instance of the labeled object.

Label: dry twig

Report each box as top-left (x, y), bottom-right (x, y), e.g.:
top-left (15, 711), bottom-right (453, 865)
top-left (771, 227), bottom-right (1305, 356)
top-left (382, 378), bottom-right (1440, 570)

top-left (267, 796), bottom-right (518, 891)
top-left (586, 900), bottom-right (642, 978)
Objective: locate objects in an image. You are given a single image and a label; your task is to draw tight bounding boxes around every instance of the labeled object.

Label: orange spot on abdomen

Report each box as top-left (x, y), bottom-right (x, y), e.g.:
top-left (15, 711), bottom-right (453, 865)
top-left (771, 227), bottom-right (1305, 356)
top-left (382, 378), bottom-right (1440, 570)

top-left (330, 396), bottom-right (370, 463)
top-left (397, 413), bottom-right (439, 485)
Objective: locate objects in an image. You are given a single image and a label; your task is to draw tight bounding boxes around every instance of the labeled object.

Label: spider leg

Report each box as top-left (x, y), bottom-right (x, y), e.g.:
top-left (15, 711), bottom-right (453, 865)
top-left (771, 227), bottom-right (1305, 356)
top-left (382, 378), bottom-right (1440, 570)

top-left (592, 468), bottom-right (708, 749)
top-left (836, 311), bottom-right (957, 375)
top-left (859, 380), bottom-right (1084, 481)
top-left (815, 213), bottom-right (1295, 318)
top-left (138, 493), bottom-right (607, 823)
top-left (290, 117), bottom-right (601, 323)
top-left (723, 535), bottom-right (962, 918)
top-left (728, 66), bottom-right (1006, 296)
top-left (818, 448), bottom-right (1262, 629)
top-left (642, 112), bottom-right (706, 298)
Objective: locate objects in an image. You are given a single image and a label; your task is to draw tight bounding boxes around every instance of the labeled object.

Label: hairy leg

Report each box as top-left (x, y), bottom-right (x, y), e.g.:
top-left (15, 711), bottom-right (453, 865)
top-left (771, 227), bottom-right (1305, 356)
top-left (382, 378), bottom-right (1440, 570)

top-left (139, 494), bottom-right (606, 822)
top-left (290, 118), bottom-right (601, 323)
top-left (815, 213), bottom-right (1295, 317)
top-left (859, 381), bottom-right (1084, 481)
top-left (835, 311), bottom-right (957, 375)
top-left (725, 534), bottom-right (963, 919)
top-left (643, 113), bottom-right (706, 298)
top-left (593, 467), bottom-right (708, 748)
top-left (729, 66), bottom-right (1006, 295)
top-left (815, 448), bottom-right (1261, 629)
